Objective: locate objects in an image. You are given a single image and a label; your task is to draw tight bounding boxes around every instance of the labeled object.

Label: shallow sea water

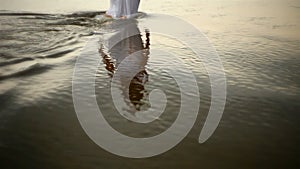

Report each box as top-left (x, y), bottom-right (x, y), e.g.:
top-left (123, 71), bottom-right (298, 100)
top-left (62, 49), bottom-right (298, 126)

top-left (0, 0), bottom-right (300, 168)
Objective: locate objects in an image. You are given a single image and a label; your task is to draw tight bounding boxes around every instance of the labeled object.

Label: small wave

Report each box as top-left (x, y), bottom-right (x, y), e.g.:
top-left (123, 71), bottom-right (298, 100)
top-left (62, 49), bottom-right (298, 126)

top-left (17, 15), bottom-right (64, 20)
top-left (36, 49), bottom-right (75, 59)
top-left (0, 10), bottom-right (104, 18)
top-left (0, 10), bottom-right (147, 82)
top-left (46, 18), bottom-right (90, 26)
top-left (0, 62), bottom-right (50, 80)
top-left (65, 11), bottom-right (106, 18)
top-left (0, 57), bottom-right (35, 67)
top-left (46, 16), bottom-right (110, 27)
top-left (0, 81), bottom-right (17, 95)
top-left (34, 35), bottom-right (79, 54)
top-left (0, 52), bottom-right (15, 59)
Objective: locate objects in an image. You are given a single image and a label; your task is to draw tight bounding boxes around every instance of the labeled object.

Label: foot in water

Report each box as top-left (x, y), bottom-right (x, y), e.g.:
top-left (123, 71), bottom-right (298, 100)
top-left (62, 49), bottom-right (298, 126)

top-left (104, 13), bottom-right (126, 19)
top-left (104, 13), bottom-right (113, 18)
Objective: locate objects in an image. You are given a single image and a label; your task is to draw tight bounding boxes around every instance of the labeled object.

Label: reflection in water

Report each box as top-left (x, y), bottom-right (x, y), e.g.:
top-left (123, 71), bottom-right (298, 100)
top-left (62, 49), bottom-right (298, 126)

top-left (0, 4), bottom-right (299, 167)
top-left (99, 19), bottom-right (150, 111)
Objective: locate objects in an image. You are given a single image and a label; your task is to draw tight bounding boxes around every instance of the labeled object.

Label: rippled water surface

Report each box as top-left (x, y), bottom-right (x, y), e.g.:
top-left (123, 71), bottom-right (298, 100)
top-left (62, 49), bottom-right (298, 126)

top-left (0, 0), bottom-right (300, 168)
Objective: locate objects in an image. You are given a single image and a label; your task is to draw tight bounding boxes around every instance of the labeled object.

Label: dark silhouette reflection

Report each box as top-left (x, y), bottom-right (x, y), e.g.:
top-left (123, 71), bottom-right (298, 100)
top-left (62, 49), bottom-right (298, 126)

top-left (99, 19), bottom-right (150, 111)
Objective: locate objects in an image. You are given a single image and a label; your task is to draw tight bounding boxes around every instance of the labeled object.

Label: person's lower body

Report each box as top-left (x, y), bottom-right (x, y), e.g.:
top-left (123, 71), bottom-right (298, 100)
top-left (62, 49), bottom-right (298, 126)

top-left (106, 0), bottom-right (140, 19)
